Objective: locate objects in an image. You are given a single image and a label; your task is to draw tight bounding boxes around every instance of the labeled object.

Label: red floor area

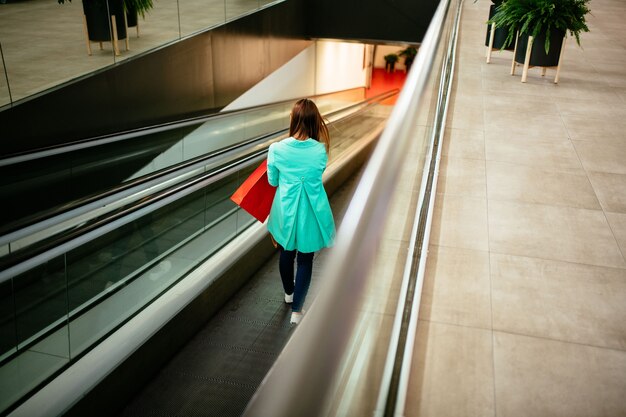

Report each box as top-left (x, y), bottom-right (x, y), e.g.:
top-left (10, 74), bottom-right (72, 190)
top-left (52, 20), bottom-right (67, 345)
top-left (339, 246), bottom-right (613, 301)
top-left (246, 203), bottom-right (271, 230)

top-left (366, 68), bottom-right (408, 104)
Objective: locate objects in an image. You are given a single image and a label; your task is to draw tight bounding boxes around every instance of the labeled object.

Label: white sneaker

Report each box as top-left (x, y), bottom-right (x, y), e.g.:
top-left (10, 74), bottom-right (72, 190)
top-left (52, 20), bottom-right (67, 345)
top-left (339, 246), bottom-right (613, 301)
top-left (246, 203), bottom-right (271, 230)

top-left (290, 311), bottom-right (303, 324)
top-left (284, 293), bottom-right (294, 303)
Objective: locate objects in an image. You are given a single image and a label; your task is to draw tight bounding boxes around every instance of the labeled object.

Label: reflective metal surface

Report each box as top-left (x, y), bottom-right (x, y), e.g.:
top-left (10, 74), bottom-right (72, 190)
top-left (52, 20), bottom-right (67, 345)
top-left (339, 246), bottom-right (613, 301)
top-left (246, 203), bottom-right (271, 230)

top-left (242, 0), bottom-right (461, 416)
top-left (0, 0), bottom-right (281, 105)
top-left (0, 94), bottom-right (396, 416)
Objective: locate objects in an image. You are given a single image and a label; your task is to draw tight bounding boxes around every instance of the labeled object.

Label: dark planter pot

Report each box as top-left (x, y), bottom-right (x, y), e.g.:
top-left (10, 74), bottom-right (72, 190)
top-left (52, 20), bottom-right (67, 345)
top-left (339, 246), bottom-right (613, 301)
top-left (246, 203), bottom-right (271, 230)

top-left (385, 62), bottom-right (396, 72)
top-left (82, 0), bottom-right (127, 42)
top-left (404, 57), bottom-right (414, 72)
top-left (485, 4), bottom-right (514, 50)
top-left (126, 4), bottom-right (138, 28)
top-left (515, 28), bottom-right (565, 67)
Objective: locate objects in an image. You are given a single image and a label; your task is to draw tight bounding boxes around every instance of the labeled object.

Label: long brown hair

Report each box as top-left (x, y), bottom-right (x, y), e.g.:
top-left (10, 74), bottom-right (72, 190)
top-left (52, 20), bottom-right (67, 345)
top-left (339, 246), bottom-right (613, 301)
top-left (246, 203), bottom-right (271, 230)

top-left (289, 98), bottom-right (330, 153)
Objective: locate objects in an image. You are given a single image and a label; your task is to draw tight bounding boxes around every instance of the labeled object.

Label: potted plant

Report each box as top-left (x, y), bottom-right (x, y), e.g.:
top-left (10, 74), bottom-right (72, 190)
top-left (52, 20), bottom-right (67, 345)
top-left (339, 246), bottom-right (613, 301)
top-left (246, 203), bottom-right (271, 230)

top-left (398, 46), bottom-right (417, 72)
top-left (484, 0), bottom-right (514, 53)
top-left (489, 0), bottom-right (591, 69)
top-left (384, 53), bottom-right (399, 73)
top-left (125, 0), bottom-right (154, 34)
top-left (59, 0), bottom-right (154, 52)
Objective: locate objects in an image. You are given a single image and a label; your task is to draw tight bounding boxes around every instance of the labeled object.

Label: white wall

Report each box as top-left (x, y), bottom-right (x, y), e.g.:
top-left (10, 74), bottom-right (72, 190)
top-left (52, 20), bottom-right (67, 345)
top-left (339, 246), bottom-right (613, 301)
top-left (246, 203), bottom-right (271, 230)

top-left (373, 44), bottom-right (407, 72)
top-left (314, 41), bottom-right (368, 95)
top-left (222, 45), bottom-right (317, 111)
top-left (223, 40), bottom-right (370, 111)
top-left (133, 41), bottom-right (370, 180)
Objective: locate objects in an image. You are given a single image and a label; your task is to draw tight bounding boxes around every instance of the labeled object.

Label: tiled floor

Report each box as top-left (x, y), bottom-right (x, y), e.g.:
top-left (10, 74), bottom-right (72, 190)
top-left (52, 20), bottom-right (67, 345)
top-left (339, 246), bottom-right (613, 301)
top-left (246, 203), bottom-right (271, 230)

top-left (408, 0), bottom-right (626, 416)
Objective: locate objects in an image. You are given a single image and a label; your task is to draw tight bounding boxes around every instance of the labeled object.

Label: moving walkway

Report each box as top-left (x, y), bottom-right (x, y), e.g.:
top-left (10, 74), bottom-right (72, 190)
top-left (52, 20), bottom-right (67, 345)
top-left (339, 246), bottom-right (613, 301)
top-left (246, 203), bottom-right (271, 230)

top-left (2, 0), bottom-right (462, 412)
top-left (0, 89), bottom-right (398, 416)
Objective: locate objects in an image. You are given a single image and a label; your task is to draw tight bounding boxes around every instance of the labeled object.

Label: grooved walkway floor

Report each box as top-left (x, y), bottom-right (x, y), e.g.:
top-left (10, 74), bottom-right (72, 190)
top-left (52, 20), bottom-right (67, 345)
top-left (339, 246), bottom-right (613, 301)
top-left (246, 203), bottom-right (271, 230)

top-left (116, 126), bottom-right (372, 417)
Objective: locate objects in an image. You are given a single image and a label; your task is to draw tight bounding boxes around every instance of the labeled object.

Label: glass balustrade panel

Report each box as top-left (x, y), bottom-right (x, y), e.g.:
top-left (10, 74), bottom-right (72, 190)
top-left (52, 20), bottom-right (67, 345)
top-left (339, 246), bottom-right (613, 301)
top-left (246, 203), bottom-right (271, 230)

top-left (0, 0), bottom-right (116, 103)
top-left (0, 0), bottom-right (287, 105)
top-left (319, 9), bottom-right (454, 415)
top-left (224, 0), bottom-right (259, 21)
top-left (0, 256), bottom-right (70, 415)
top-left (114, 1), bottom-right (181, 63)
top-left (0, 41), bottom-right (10, 108)
top-left (178, 0), bottom-right (226, 37)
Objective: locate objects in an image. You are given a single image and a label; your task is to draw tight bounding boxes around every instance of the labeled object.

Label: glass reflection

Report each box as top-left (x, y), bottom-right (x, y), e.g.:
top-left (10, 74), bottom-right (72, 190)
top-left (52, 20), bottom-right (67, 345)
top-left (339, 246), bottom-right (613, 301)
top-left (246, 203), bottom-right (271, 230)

top-left (0, 41), bottom-right (10, 108)
top-left (114, 1), bottom-right (181, 63)
top-left (0, 0), bottom-right (274, 105)
top-left (0, 255), bottom-right (71, 415)
top-left (225, 0), bottom-right (259, 21)
top-left (0, 279), bottom-right (16, 360)
top-left (0, 0), bottom-right (116, 103)
top-left (178, 0), bottom-right (226, 37)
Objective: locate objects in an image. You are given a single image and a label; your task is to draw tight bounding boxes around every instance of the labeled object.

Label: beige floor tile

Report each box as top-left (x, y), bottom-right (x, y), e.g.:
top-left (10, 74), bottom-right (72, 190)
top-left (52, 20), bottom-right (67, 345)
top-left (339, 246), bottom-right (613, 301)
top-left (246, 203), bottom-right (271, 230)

top-left (483, 92), bottom-right (559, 115)
top-left (482, 77), bottom-right (553, 99)
top-left (420, 245), bottom-right (491, 329)
top-left (481, 55), bottom-right (516, 74)
top-left (615, 87), bottom-right (626, 104)
top-left (405, 321), bottom-right (495, 417)
top-left (593, 61), bottom-right (626, 80)
top-left (484, 129), bottom-right (565, 143)
top-left (514, 66), bottom-right (566, 84)
top-left (455, 56), bottom-right (483, 75)
top-left (484, 109), bottom-right (568, 139)
top-left (573, 140), bottom-right (626, 175)
top-left (485, 136), bottom-right (582, 170)
top-left (438, 157), bottom-right (486, 198)
top-left (327, 312), bottom-right (396, 417)
top-left (380, 182), bottom-right (421, 244)
top-left (548, 79), bottom-right (623, 102)
top-left (453, 74), bottom-right (484, 97)
top-left (488, 200), bottom-right (626, 268)
top-left (606, 212), bottom-right (626, 257)
top-left (491, 253), bottom-right (626, 349)
top-left (494, 332), bottom-right (626, 417)
top-left (379, 126), bottom-right (432, 244)
top-left (554, 96), bottom-right (626, 122)
top-left (365, 239), bottom-right (410, 316)
top-left (577, 46), bottom-right (626, 65)
top-left (588, 171), bottom-right (626, 213)
top-left (562, 116), bottom-right (626, 145)
top-left (486, 161), bottom-right (600, 210)
top-left (448, 96), bottom-right (484, 130)
top-left (442, 128), bottom-right (485, 160)
top-left (430, 196), bottom-right (489, 251)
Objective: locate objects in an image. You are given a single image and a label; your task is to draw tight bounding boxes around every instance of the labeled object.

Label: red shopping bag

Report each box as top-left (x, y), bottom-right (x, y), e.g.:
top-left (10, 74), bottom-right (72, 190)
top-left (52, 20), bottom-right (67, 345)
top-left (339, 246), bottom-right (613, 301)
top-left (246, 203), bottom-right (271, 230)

top-left (230, 160), bottom-right (277, 222)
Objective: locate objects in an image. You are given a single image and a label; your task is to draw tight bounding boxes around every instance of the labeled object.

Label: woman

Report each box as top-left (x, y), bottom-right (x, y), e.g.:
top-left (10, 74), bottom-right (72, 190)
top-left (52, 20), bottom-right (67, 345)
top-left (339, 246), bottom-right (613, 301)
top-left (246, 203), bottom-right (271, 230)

top-left (267, 98), bottom-right (336, 325)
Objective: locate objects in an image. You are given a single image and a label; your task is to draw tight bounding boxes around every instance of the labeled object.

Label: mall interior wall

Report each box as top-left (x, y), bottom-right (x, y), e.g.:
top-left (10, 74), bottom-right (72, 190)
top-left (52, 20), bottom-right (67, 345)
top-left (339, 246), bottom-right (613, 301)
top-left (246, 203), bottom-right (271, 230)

top-left (0, 0), bottom-right (438, 157)
top-left (223, 41), bottom-right (369, 111)
top-left (0, 0), bottom-right (310, 157)
top-left (305, 0), bottom-right (438, 44)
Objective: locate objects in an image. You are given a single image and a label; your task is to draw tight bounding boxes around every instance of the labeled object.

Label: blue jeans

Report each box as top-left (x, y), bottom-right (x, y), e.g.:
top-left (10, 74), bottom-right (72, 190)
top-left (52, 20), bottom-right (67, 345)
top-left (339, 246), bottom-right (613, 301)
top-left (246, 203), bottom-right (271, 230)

top-left (278, 246), bottom-right (314, 313)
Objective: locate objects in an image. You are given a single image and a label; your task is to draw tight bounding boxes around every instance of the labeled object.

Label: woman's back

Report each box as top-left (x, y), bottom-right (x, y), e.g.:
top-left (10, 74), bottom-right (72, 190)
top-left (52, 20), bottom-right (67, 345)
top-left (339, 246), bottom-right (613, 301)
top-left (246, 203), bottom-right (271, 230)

top-left (266, 98), bottom-right (335, 324)
top-left (267, 137), bottom-right (334, 253)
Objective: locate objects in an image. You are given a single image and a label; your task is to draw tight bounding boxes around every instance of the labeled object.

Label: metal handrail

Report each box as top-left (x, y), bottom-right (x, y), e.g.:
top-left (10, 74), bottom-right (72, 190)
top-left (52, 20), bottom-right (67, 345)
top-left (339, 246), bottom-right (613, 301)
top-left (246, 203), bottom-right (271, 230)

top-left (376, 1), bottom-right (461, 415)
top-left (0, 89), bottom-right (398, 283)
top-left (1, 92), bottom-right (391, 417)
top-left (0, 90), bottom-right (397, 245)
top-left (0, 87), bottom-right (377, 166)
top-left (242, 0), bottom-right (456, 416)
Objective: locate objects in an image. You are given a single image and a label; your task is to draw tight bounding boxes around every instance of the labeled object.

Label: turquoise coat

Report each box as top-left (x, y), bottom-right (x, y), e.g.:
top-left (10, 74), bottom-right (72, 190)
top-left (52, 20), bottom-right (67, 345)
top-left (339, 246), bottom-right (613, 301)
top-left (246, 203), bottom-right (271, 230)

top-left (267, 137), bottom-right (335, 253)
